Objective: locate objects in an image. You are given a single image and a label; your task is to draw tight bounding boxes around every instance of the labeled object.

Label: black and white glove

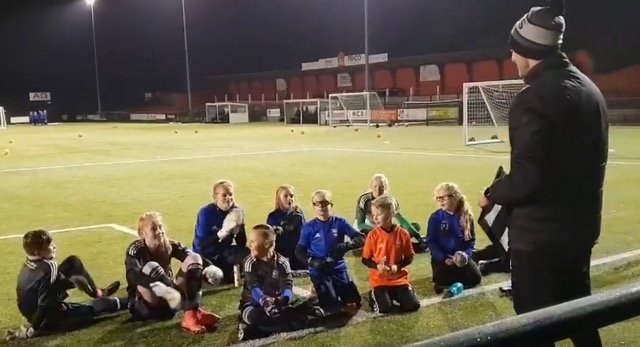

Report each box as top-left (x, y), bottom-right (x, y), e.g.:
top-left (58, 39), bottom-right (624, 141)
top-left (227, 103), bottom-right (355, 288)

top-left (5, 324), bottom-right (35, 341)
top-left (259, 296), bottom-right (281, 317)
top-left (328, 242), bottom-right (353, 260)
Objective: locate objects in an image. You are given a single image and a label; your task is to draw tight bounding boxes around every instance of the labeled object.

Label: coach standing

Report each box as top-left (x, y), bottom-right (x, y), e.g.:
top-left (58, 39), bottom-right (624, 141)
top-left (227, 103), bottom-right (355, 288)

top-left (478, 0), bottom-right (608, 346)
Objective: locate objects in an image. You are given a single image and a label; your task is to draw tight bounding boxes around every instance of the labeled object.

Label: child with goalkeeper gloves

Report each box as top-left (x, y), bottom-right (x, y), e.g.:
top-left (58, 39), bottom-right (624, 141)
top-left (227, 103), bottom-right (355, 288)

top-left (238, 224), bottom-right (323, 341)
top-left (266, 184), bottom-right (307, 271)
top-left (9, 229), bottom-right (126, 341)
top-left (426, 182), bottom-right (482, 294)
top-left (361, 195), bottom-right (420, 314)
top-left (355, 174), bottom-right (423, 246)
top-left (295, 190), bottom-right (365, 315)
top-left (192, 179), bottom-right (250, 284)
top-left (125, 211), bottom-right (222, 334)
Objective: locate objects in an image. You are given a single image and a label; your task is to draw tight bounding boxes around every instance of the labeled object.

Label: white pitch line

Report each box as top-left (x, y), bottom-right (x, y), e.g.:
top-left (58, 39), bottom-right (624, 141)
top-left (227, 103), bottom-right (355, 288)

top-left (235, 247), bottom-right (640, 346)
top-left (0, 224), bottom-right (115, 240)
top-left (321, 147), bottom-right (640, 166)
top-left (0, 148), bottom-right (315, 173)
top-left (0, 223), bottom-right (138, 240)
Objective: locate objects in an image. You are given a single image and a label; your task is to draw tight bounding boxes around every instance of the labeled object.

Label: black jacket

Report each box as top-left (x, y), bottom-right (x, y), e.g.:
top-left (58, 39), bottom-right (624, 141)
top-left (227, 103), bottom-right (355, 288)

top-left (487, 53), bottom-right (608, 251)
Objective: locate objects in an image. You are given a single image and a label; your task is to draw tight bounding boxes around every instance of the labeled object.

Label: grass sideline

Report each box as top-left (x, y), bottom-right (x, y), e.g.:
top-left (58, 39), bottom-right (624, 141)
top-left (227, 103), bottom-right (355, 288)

top-left (1, 123), bottom-right (639, 346)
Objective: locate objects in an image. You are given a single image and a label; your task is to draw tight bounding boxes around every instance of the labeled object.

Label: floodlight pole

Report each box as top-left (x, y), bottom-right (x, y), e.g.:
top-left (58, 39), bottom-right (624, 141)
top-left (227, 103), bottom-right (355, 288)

top-left (364, 0), bottom-right (370, 92)
top-left (88, 0), bottom-right (102, 115)
top-left (181, 0), bottom-right (193, 117)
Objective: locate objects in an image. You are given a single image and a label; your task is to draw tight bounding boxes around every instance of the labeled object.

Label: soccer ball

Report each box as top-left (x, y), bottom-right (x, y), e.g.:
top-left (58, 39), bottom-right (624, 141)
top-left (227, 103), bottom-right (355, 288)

top-left (300, 130), bottom-right (305, 135)
top-left (194, 130), bottom-right (199, 134)
top-left (3, 148), bottom-right (9, 155)
top-left (78, 134), bottom-right (83, 138)
top-left (354, 128), bottom-right (359, 132)
top-left (8, 139), bottom-right (14, 144)
top-left (491, 134), bottom-right (498, 140)
top-left (290, 128), bottom-right (295, 132)
top-left (174, 130), bottom-right (178, 134)
top-left (374, 123), bottom-right (380, 128)
top-left (468, 137), bottom-right (475, 142)
top-left (376, 132), bottom-right (382, 138)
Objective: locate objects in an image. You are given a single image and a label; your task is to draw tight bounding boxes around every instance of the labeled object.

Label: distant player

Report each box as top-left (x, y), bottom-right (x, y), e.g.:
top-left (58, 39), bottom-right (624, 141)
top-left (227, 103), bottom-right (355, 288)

top-left (295, 190), bottom-right (364, 315)
top-left (362, 195), bottom-right (420, 314)
top-left (9, 229), bottom-right (126, 341)
top-left (125, 211), bottom-right (222, 334)
top-left (237, 224), bottom-right (323, 341)
top-left (266, 184), bottom-right (307, 271)
top-left (192, 180), bottom-right (250, 284)
top-left (355, 174), bottom-right (422, 242)
top-left (426, 182), bottom-right (481, 294)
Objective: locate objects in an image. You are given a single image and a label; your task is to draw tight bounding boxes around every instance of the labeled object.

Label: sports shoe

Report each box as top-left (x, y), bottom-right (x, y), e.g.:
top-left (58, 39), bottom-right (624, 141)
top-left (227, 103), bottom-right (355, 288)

top-left (197, 308), bottom-right (220, 331)
top-left (99, 281), bottom-right (121, 298)
top-left (181, 309), bottom-right (206, 334)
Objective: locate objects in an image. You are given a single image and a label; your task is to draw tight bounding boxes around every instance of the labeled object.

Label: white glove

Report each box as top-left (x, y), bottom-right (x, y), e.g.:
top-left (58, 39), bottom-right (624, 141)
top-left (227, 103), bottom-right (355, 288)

top-left (149, 281), bottom-right (182, 310)
top-left (202, 265), bottom-right (224, 286)
top-left (217, 207), bottom-right (244, 240)
top-left (5, 324), bottom-right (35, 341)
top-left (453, 251), bottom-right (469, 267)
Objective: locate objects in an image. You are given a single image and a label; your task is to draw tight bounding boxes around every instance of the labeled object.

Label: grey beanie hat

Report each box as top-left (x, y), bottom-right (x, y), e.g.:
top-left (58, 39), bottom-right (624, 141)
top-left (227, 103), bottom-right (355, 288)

top-left (508, 0), bottom-right (566, 59)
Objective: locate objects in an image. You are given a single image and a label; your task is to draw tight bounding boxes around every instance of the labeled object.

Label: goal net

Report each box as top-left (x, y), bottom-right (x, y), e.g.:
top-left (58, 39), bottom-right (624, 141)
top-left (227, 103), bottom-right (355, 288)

top-left (283, 99), bottom-right (329, 125)
top-left (463, 79), bottom-right (526, 145)
top-left (328, 92), bottom-right (386, 127)
top-left (0, 106), bottom-right (6, 130)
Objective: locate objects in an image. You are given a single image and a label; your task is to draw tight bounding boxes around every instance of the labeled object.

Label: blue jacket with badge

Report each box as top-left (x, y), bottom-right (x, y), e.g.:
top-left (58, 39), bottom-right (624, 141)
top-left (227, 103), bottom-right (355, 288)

top-left (298, 216), bottom-right (360, 273)
top-left (426, 209), bottom-right (475, 264)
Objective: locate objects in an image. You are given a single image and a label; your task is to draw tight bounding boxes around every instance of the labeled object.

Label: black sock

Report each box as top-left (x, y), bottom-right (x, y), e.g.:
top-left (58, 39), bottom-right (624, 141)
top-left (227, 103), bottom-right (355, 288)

top-left (184, 265), bottom-right (203, 310)
top-left (88, 296), bottom-right (129, 314)
top-left (59, 256), bottom-right (99, 297)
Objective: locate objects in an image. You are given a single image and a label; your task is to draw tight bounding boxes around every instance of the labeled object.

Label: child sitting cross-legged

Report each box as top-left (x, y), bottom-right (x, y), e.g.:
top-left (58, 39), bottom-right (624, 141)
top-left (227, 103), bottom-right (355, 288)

top-left (238, 224), bottom-right (324, 341)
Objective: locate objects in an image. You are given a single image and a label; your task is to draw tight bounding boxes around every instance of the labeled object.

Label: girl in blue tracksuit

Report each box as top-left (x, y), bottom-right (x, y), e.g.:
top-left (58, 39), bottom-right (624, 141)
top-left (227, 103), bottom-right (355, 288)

top-left (426, 182), bottom-right (481, 293)
top-left (266, 184), bottom-right (306, 270)
top-left (192, 180), bottom-right (249, 284)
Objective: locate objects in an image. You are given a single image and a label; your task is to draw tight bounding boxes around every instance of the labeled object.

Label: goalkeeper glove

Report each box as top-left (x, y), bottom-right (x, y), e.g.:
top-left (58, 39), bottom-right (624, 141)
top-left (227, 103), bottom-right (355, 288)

top-left (202, 265), bottom-right (224, 286)
top-left (5, 324), bottom-right (35, 341)
top-left (328, 242), bottom-right (353, 260)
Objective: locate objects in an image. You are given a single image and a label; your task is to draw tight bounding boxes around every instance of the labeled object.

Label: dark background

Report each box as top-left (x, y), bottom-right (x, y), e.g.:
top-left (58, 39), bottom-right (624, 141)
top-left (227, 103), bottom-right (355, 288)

top-left (1, 0), bottom-right (638, 112)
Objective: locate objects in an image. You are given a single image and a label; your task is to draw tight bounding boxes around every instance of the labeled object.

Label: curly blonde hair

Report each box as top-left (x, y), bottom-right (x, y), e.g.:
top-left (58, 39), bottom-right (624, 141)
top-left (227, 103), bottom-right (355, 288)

top-left (434, 182), bottom-right (473, 241)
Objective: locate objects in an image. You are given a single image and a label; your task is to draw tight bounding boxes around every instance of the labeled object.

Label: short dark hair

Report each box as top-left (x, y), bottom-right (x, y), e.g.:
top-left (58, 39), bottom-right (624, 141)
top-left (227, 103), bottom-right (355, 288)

top-left (23, 229), bottom-right (52, 256)
top-left (252, 224), bottom-right (276, 242)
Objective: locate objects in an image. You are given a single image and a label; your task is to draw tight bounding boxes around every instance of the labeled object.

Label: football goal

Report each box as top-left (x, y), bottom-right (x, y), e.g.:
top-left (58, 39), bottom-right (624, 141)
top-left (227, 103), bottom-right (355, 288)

top-left (463, 80), bottom-right (526, 145)
top-left (328, 92), bottom-right (392, 127)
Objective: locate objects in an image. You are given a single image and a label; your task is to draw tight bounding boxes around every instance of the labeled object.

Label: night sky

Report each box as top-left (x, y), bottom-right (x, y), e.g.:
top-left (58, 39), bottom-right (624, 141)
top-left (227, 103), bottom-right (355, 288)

top-left (0, 0), bottom-right (639, 113)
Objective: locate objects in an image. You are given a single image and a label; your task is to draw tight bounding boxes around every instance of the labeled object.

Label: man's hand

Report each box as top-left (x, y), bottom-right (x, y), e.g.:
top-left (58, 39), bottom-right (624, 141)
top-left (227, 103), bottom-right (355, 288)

top-left (478, 195), bottom-right (491, 209)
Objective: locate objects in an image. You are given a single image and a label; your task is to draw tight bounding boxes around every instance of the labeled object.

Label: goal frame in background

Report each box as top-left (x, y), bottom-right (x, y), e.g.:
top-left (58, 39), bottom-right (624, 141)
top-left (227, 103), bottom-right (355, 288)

top-left (0, 106), bottom-right (7, 130)
top-left (282, 99), bottom-right (329, 125)
top-left (204, 102), bottom-right (249, 124)
top-left (462, 79), bottom-right (525, 146)
top-left (328, 92), bottom-right (387, 127)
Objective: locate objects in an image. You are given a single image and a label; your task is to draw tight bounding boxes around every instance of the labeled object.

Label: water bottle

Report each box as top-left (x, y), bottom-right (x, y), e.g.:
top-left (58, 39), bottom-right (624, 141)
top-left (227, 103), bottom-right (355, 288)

top-left (443, 282), bottom-right (464, 298)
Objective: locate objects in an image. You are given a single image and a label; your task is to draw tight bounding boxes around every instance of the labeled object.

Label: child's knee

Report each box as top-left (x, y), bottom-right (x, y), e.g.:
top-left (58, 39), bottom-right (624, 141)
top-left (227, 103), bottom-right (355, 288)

top-left (181, 253), bottom-right (203, 272)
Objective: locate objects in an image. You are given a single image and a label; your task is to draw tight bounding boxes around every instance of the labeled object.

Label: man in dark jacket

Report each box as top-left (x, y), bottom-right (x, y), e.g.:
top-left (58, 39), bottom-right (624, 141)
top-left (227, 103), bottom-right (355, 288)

top-left (479, 1), bottom-right (608, 346)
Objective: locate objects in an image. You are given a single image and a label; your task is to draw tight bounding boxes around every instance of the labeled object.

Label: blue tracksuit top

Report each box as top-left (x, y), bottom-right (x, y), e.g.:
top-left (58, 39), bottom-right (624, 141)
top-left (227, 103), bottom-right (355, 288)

top-left (426, 209), bottom-right (475, 264)
top-left (192, 203), bottom-right (246, 261)
top-left (298, 216), bottom-right (359, 272)
top-left (266, 207), bottom-right (305, 259)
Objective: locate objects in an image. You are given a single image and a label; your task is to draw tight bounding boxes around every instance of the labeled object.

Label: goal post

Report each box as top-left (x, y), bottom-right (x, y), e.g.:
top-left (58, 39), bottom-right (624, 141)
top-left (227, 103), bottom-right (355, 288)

top-left (0, 106), bottom-right (7, 130)
top-left (328, 92), bottom-right (390, 126)
top-left (283, 99), bottom-right (329, 125)
top-left (463, 79), bottom-right (526, 146)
